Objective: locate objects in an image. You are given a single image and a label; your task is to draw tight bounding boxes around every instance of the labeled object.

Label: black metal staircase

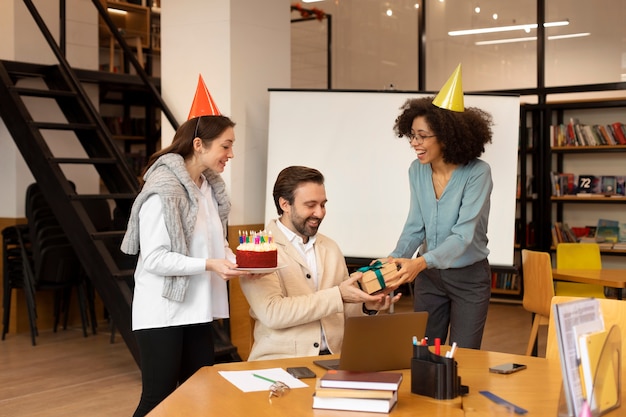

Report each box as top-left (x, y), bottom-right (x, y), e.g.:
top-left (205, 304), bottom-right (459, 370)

top-left (0, 57), bottom-right (142, 361)
top-left (0, 0), bottom-right (242, 366)
top-left (0, 0), bottom-right (153, 365)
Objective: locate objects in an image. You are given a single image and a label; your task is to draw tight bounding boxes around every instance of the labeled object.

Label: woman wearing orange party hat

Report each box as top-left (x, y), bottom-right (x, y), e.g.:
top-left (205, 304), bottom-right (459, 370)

top-left (121, 75), bottom-right (253, 416)
top-left (386, 64), bottom-right (494, 350)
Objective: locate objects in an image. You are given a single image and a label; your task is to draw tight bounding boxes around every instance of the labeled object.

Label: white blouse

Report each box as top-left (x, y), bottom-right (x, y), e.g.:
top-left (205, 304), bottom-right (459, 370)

top-left (132, 180), bottom-right (234, 330)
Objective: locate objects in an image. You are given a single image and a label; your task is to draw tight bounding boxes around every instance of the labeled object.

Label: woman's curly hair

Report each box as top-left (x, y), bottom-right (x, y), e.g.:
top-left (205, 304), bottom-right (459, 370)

top-left (393, 97), bottom-right (493, 165)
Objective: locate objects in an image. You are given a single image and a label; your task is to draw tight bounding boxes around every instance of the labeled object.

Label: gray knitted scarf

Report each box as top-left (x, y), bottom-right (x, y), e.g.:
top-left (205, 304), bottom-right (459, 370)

top-left (120, 153), bottom-right (231, 302)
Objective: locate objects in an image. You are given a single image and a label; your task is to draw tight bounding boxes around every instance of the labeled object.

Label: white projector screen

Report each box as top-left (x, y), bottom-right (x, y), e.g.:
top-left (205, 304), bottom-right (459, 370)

top-left (266, 90), bottom-right (520, 267)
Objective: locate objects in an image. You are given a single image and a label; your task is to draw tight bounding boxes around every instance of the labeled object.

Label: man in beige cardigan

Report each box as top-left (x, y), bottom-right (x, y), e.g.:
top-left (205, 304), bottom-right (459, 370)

top-left (240, 166), bottom-right (401, 361)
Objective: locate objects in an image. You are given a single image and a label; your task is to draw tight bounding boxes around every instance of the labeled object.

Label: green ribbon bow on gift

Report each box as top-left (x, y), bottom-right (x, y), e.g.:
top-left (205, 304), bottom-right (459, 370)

top-left (357, 260), bottom-right (387, 289)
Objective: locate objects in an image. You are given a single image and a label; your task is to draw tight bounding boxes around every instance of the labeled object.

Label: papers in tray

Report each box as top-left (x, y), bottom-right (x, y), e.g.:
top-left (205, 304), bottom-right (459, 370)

top-left (553, 298), bottom-right (604, 417)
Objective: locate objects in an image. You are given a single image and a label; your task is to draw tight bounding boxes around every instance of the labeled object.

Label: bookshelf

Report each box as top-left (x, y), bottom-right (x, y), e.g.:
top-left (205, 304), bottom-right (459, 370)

top-left (523, 97), bottom-right (626, 263)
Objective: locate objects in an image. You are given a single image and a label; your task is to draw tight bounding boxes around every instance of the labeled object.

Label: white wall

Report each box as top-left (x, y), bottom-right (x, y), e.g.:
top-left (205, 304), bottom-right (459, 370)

top-left (161, 0), bottom-right (290, 226)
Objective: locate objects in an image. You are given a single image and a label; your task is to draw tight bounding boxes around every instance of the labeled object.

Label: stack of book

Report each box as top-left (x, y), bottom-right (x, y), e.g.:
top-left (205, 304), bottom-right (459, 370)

top-left (312, 370), bottom-right (403, 413)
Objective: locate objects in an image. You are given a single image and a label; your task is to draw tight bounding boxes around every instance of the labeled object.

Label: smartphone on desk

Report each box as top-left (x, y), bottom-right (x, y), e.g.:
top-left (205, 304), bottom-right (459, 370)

top-left (286, 366), bottom-right (316, 379)
top-left (489, 363), bottom-right (527, 374)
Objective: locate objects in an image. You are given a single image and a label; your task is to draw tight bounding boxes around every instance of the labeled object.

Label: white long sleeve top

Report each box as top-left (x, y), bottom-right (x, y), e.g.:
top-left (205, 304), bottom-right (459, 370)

top-left (131, 180), bottom-right (234, 330)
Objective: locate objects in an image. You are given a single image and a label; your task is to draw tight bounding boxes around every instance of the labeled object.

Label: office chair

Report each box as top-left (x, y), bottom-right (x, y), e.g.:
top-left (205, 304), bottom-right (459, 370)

top-left (2, 183), bottom-right (93, 345)
top-left (521, 249), bottom-right (555, 356)
top-left (1, 224), bottom-right (33, 341)
top-left (555, 243), bottom-right (605, 299)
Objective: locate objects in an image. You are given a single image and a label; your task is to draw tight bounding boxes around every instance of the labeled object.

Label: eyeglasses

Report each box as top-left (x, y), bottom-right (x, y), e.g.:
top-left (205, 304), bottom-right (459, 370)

top-left (253, 373), bottom-right (291, 403)
top-left (268, 381), bottom-right (290, 403)
top-left (406, 132), bottom-right (436, 144)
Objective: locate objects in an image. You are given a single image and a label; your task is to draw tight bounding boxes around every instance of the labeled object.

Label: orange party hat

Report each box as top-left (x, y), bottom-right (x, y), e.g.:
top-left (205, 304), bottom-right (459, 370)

top-left (187, 74), bottom-right (221, 120)
top-left (432, 64), bottom-right (464, 112)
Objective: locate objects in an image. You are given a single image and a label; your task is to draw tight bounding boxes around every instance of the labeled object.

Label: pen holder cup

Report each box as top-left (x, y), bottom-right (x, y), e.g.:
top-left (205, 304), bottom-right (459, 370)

top-left (411, 345), bottom-right (463, 400)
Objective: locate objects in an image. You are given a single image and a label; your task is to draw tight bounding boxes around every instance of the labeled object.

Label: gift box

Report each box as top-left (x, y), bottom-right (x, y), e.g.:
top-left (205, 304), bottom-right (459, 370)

top-left (356, 261), bottom-right (400, 294)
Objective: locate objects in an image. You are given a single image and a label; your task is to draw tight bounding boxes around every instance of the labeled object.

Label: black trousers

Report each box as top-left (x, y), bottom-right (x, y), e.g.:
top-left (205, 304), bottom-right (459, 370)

top-left (132, 322), bottom-right (215, 417)
top-left (413, 259), bottom-right (491, 349)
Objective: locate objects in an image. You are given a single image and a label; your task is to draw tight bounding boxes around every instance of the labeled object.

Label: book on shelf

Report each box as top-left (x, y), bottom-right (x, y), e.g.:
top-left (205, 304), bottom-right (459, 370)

top-left (552, 124), bottom-right (567, 146)
top-left (616, 176), bottom-right (625, 196)
top-left (516, 174), bottom-right (533, 199)
top-left (582, 124), bottom-right (601, 146)
top-left (552, 222), bottom-right (577, 245)
top-left (576, 174), bottom-right (601, 195)
top-left (596, 219), bottom-right (620, 243)
top-left (610, 122), bottom-right (626, 145)
top-left (601, 176), bottom-right (617, 194)
top-left (312, 390), bottom-right (398, 413)
top-left (553, 298), bottom-right (604, 417)
top-left (319, 370), bottom-right (403, 391)
top-left (596, 124), bottom-right (616, 145)
top-left (550, 172), bottom-right (574, 196)
top-left (491, 271), bottom-right (519, 291)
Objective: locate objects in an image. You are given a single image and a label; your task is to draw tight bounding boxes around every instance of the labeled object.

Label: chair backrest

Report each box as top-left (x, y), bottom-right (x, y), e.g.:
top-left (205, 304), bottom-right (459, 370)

top-left (521, 249), bottom-right (555, 318)
top-left (555, 243), bottom-right (605, 298)
top-left (36, 243), bottom-right (81, 285)
top-left (556, 243), bottom-right (602, 269)
top-left (546, 296), bottom-right (626, 363)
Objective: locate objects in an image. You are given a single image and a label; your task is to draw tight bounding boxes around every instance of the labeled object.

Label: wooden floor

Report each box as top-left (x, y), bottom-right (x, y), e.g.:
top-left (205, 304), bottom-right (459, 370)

top-left (0, 300), bottom-right (546, 417)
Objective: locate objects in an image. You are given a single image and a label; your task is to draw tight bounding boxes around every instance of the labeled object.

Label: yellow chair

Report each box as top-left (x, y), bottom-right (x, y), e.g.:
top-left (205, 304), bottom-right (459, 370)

top-left (521, 249), bottom-right (556, 356)
top-left (555, 243), bottom-right (605, 299)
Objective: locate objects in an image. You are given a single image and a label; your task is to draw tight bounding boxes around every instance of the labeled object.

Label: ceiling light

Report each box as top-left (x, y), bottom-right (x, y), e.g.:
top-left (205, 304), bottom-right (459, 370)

top-left (476, 37), bottom-right (537, 46)
top-left (302, 0), bottom-right (324, 3)
top-left (492, 13), bottom-right (498, 20)
top-left (474, 7), bottom-right (481, 13)
top-left (475, 32), bottom-right (590, 46)
top-left (386, 8), bottom-right (393, 17)
top-left (548, 32), bottom-right (590, 40)
top-left (449, 20), bottom-right (569, 36)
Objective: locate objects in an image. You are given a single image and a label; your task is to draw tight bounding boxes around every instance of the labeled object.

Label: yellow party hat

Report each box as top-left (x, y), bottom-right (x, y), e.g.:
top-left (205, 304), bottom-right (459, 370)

top-left (432, 64), bottom-right (464, 112)
top-left (188, 74), bottom-right (221, 120)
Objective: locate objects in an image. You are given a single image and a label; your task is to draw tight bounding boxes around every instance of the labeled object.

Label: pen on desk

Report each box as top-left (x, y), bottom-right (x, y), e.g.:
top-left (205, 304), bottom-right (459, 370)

top-left (434, 338), bottom-right (441, 355)
top-left (253, 373), bottom-right (277, 384)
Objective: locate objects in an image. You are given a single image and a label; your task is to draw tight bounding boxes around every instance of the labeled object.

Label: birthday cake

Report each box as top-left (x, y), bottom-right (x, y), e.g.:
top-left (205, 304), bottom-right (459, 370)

top-left (236, 230), bottom-right (278, 268)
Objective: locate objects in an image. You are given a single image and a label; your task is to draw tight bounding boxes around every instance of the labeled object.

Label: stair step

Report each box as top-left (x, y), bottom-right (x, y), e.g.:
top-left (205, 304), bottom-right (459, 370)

top-left (2, 60), bottom-right (52, 79)
top-left (91, 230), bottom-right (126, 240)
top-left (13, 86), bottom-right (76, 98)
top-left (31, 121), bottom-right (96, 130)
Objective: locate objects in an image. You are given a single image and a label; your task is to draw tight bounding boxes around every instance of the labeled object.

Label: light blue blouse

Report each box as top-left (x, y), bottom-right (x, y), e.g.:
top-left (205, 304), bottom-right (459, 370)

top-left (389, 158), bottom-right (492, 269)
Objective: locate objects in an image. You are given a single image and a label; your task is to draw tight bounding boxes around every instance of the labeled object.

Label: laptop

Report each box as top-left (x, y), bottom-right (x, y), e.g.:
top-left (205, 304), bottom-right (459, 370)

top-left (314, 311), bottom-right (428, 372)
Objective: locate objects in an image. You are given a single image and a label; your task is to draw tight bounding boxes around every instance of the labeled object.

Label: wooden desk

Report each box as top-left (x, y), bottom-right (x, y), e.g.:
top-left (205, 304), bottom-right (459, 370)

top-left (552, 269), bottom-right (626, 300)
top-left (147, 348), bottom-right (625, 416)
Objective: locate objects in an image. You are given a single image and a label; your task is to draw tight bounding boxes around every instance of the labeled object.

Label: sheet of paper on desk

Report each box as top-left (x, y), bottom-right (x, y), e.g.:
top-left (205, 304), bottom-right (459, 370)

top-left (218, 367), bottom-right (308, 392)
